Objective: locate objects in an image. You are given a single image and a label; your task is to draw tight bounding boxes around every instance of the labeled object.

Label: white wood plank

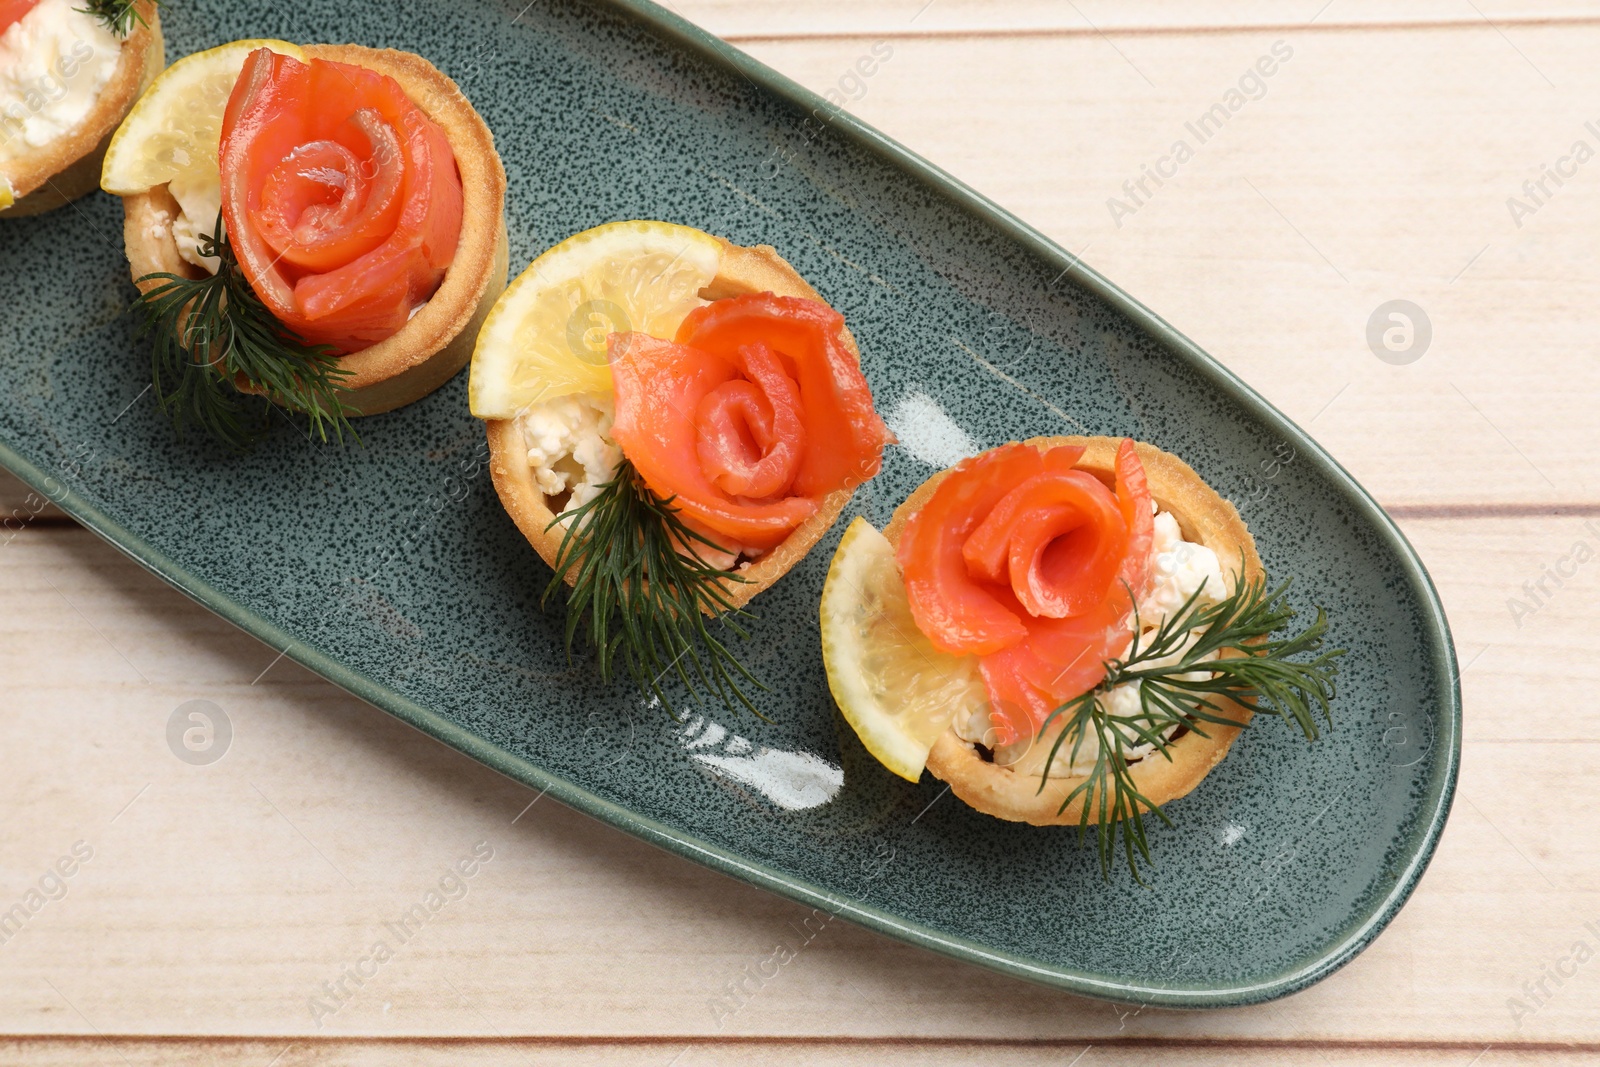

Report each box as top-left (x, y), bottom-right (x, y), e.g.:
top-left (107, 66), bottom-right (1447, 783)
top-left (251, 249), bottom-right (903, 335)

top-left (718, 22), bottom-right (1600, 506)
top-left (672, 0), bottom-right (1600, 40)
top-left (1396, 512), bottom-right (1600, 742)
top-left (0, 523), bottom-right (1592, 1044)
top-left (0, 1037), bottom-right (1583, 1066)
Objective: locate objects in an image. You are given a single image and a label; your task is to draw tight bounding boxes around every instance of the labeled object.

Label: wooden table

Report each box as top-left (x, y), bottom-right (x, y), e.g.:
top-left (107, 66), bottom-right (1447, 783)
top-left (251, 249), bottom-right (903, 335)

top-left (3, 2), bottom-right (1596, 1062)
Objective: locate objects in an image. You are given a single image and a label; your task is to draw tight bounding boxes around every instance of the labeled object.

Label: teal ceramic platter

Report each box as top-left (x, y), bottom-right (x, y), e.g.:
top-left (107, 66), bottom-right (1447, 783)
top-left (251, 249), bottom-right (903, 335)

top-left (0, 0), bottom-right (1458, 1007)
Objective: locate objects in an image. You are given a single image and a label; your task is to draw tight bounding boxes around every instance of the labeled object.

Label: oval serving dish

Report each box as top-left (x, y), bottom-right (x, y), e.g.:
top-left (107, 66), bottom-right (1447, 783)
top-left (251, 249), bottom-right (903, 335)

top-left (0, 0), bottom-right (1458, 1007)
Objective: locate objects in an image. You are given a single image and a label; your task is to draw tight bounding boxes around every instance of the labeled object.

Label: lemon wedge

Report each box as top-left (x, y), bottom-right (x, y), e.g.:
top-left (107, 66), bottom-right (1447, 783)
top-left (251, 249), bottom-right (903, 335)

top-left (820, 518), bottom-right (988, 782)
top-left (468, 220), bottom-right (723, 418)
top-left (101, 38), bottom-right (302, 197)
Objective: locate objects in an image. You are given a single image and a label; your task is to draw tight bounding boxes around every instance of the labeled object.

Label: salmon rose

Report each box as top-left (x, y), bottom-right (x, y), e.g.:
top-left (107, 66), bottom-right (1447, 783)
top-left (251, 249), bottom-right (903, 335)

top-left (897, 440), bottom-right (1155, 743)
top-left (219, 48), bottom-right (464, 353)
top-left (608, 292), bottom-right (892, 554)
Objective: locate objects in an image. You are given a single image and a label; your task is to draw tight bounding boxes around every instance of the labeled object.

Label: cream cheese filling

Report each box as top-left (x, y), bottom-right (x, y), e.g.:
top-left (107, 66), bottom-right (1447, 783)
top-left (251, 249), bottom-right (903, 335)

top-left (512, 392), bottom-right (760, 571)
top-left (0, 0), bottom-right (121, 166)
top-left (514, 392), bottom-right (623, 518)
top-left (168, 170), bottom-right (222, 273)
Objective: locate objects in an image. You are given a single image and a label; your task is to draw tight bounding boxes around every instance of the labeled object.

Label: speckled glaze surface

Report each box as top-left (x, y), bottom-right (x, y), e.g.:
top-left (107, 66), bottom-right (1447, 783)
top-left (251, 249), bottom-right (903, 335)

top-left (0, 0), bottom-right (1458, 1008)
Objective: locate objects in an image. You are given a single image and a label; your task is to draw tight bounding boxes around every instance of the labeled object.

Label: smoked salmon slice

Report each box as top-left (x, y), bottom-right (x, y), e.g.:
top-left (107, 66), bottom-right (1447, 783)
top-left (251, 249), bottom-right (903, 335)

top-left (896, 444), bottom-right (1053, 656)
top-left (0, 0), bottom-right (40, 35)
top-left (219, 48), bottom-right (463, 353)
top-left (608, 332), bottom-right (819, 552)
top-left (898, 439), bottom-right (1155, 745)
top-left (676, 293), bottom-right (889, 500)
top-left (963, 467), bottom-right (1129, 618)
top-left (608, 293), bottom-right (891, 553)
top-left (1113, 438), bottom-right (1156, 606)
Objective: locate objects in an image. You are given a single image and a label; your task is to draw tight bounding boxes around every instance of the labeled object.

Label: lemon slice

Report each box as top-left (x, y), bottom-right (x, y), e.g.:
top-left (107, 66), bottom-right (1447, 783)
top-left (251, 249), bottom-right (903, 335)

top-left (468, 220), bottom-right (724, 418)
top-left (101, 38), bottom-right (303, 197)
top-left (820, 517), bottom-right (988, 782)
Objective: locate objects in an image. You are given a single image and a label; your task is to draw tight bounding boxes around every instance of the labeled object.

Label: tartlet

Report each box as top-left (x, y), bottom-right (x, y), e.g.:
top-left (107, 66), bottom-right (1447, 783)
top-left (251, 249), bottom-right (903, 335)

top-left (115, 43), bottom-right (507, 416)
top-left (486, 237), bottom-right (868, 610)
top-left (0, 1), bottom-right (163, 216)
top-left (888, 435), bottom-right (1263, 825)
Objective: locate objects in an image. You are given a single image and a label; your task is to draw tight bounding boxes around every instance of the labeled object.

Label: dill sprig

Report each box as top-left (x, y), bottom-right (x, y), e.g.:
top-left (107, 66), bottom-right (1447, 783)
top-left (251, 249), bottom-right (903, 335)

top-left (546, 458), bottom-right (766, 717)
top-left (131, 212), bottom-right (357, 452)
top-left (1036, 572), bottom-right (1344, 882)
top-left (77, 0), bottom-right (159, 37)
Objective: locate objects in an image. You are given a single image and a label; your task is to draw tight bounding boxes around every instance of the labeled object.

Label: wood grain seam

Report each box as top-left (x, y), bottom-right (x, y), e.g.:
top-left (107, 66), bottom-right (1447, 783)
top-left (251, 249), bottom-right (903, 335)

top-left (1, 514), bottom-right (76, 529)
top-left (1385, 502), bottom-right (1600, 520)
top-left (721, 14), bottom-right (1600, 44)
top-left (1, 1036), bottom-right (1596, 1051)
top-left (1470, 737), bottom-right (1600, 743)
